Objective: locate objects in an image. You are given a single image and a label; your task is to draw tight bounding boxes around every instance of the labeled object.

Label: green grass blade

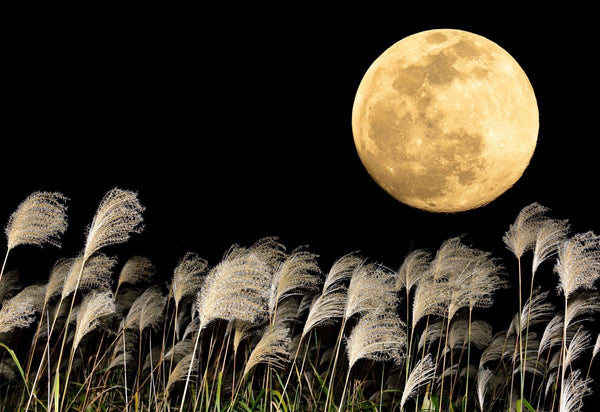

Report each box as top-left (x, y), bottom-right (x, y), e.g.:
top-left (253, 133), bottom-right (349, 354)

top-left (0, 342), bottom-right (29, 394)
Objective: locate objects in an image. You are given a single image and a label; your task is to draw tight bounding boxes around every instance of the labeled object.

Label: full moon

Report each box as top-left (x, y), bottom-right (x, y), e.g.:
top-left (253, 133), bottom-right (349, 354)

top-left (352, 29), bottom-right (538, 213)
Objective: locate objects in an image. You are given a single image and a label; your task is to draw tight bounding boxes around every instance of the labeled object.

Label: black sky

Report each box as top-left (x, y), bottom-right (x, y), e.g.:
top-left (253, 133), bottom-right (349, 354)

top-left (3, 4), bottom-right (599, 297)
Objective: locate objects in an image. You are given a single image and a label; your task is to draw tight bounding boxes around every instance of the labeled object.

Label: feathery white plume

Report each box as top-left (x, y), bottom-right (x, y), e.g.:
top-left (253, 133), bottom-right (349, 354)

top-left (171, 252), bottom-right (208, 310)
top-left (72, 291), bottom-right (116, 350)
top-left (117, 256), bottom-right (155, 290)
top-left (83, 188), bottom-right (144, 261)
top-left (400, 353), bottom-right (435, 409)
top-left (4, 191), bottom-right (69, 251)
top-left (0, 284), bottom-right (47, 333)
top-left (396, 249), bottom-right (430, 292)
top-left (503, 203), bottom-right (550, 259)
top-left (345, 311), bottom-right (406, 369)
top-left (554, 231), bottom-right (600, 298)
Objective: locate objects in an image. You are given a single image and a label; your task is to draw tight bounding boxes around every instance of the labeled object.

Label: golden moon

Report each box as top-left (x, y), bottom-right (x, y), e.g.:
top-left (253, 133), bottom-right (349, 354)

top-left (352, 29), bottom-right (538, 213)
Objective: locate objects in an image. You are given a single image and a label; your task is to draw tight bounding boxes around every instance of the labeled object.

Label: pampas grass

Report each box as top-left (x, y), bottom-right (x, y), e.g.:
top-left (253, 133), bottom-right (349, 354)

top-left (1, 195), bottom-right (598, 412)
top-left (400, 353), bottom-right (436, 409)
top-left (243, 324), bottom-right (291, 376)
top-left (2, 192), bottom-right (68, 283)
top-left (117, 256), bottom-right (155, 293)
top-left (171, 252), bottom-right (208, 310)
top-left (0, 284), bottom-right (46, 333)
top-left (72, 292), bottom-right (116, 351)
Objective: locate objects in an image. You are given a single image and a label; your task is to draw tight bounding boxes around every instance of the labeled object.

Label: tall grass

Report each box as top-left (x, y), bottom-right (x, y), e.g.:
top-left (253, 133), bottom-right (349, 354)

top-left (0, 194), bottom-right (598, 411)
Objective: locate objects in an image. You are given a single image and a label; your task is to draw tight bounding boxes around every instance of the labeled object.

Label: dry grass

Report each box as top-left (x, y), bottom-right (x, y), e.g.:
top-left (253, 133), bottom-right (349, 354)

top-left (0, 194), bottom-right (597, 412)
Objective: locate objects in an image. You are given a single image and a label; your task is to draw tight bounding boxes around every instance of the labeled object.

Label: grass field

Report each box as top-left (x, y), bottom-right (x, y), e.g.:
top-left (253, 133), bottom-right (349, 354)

top-left (0, 190), bottom-right (598, 411)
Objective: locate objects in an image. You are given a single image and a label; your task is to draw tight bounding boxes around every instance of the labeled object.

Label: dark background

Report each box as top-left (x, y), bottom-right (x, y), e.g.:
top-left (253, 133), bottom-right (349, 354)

top-left (3, 5), bottom-right (598, 311)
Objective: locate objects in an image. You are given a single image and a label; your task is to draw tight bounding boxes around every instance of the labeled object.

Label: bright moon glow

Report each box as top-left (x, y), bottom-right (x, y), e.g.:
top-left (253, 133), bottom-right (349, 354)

top-left (352, 29), bottom-right (539, 213)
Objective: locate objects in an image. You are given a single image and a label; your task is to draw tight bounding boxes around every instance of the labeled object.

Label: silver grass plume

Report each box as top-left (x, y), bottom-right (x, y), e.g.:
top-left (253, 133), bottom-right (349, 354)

top-left (273, 297), bottom-right (300, 326)
top-left (268, 247), bottom-right (321, 317)
top-left (564, 327), bottom-right (591, 369)
top-left (233, 320), bottom-right (260, 355)
top-left (44, 258), bottom-right (73, 305)
top-left (412, 277), bottom-right (452, 328)
top-left (302, 285), bottom-right (347, 337)
top-left (447, 252), bottom-right (505, 321)
top-left (115, 287), bottom-right (144, 316)
top-left (412, 237), bottom-right (483, 327)
top-left (164, 339), bottom-right (195, 365)
top-left (0, 271), bottom-right (19, 303)
top-left (4, 191), bottom-right (69, 251)
top-left (532, 218), bottom-right (570, 275)
top-left (243, 324), bottom-right (291, 376)
top-left (117, 256), bottom-right (155, 290)
top-left (72, 291), bottom-right (116, 350)
top-left (61, 254), bottom-right (116, 300)
top-left (302, 253), bottom-right (364, 337)
top-left (166, 353), bottom-right (198, 394)
top-left (82, 188), bottom-right (144, 261)
top-left (107, 351), bottom-right (134, 371)
top-left (322, 252), bottom-right (364, 290)
top-left (480, 332), bottom-right (514, 366)
top-left (449, 319), bottom-right (492, 350)
top-left (400, 353), bottom-right (436, 409)
top-left (345, 261), bottom-right (397, 320)
top-left (554, 231), bottom-right (600, 298)
top-left (297, 293), bottom-right (315, 318)
top-left (565, 293), bottom-right (600, 331)
top-left (171, 252), bottom-right (208, 310)
top-left (507, 289), bottom-right (554, 336)
top-left (593, 333), bottom-right (600, 359)
top-left (125, 285), bottom-right (165, 332)
top-left (0, 284), bottom-right (47, 333)
top-left (396, 249), bottom-right (431, 292)
top-left (559, 369), bottom-right (592, 412)
top-left (476, 368), bottom-right (494, 411)
top-left (428, 237), bottom-right (483, 280)
top-left (418, 319), bottom-right (444, 352)
top-left (503, 203), bottom-right (550, 259)
top-left (345, 310), bottom-right (406, 369)
top-left (539, 313), bottom-right (566, 355)
top-left (198, 238), bottom-right (285, 329)
top-left (182, 317), bottom-right (199, 341)
top-left (548, 351), bottom-right (563, 373)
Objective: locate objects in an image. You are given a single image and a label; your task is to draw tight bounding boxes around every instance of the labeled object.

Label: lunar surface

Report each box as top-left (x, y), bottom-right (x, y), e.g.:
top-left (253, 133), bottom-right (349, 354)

top-left (352, 29), bottom-right (538, 213)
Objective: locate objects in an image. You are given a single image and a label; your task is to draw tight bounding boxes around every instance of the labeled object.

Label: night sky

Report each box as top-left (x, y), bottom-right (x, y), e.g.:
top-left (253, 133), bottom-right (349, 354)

top-left (4, 5), bottom-right (599, 310)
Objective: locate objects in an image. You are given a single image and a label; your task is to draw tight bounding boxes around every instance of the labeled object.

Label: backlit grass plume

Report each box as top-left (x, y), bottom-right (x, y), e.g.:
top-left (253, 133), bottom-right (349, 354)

top-left (396, 248), bottom-right (431, 292)
top-left (116, 256), bottom-right (155, 293)
top-left (125, 286), bottom-right (166, 332)
top-left (198, 238), bottom-right (284, 329)
top-left (554, 231), bottom-right (600, 298)
top-left (2, 192), bottom-right (68, 282)
top-left (503, 202), bottom-right (550, 259)
top-left (72, 291), bottom-right (116, 351)
top-left (0, 271), bottom-right (19, 303)
top-left (302, 253), bottom-right (364, 337)
top-left (345, 261), bottom-right (397, 320)
top-left (400, 353), bottom-right (436, 409)
top-left (243, 324), bottom-right (291, 376)
top-left (268, 247), bottom-right (321, 320)
top-left (82, 188), bottom-right (144, 261)
top-left (559, 369), bottom-right (592, 412)
top-left (61, 253), bottom-right (117, 300)
top-left (171, 251), bottom-right (208, 310)
top-left (0, 284), bottom-right (46, 333)
top-left (345, 310), bottom-right (406, 369)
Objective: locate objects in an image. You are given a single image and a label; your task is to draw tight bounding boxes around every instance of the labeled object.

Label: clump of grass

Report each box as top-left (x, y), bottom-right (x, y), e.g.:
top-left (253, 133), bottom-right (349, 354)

top-left (0, 193), bottom-right (598, 412)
